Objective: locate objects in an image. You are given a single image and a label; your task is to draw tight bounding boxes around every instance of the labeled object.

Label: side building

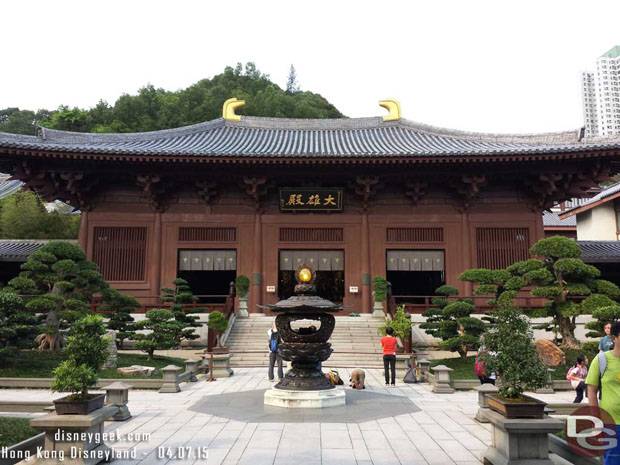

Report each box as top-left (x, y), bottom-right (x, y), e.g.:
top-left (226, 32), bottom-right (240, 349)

top-left (0, 101), bottom-right (619, 315)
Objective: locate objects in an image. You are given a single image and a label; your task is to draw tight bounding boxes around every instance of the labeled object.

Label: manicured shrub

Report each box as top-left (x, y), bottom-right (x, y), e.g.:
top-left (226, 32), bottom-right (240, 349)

top-left (372, 276), bottom-right (388, 302)
top-left (235, 275), bottom-right (250, 299)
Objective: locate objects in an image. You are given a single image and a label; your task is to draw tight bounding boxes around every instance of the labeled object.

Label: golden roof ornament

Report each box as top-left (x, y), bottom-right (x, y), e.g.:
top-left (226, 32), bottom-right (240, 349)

top-left (379, 99), bottom-right (401, 122)
top-left (222, 98), bottom-right (245, 121)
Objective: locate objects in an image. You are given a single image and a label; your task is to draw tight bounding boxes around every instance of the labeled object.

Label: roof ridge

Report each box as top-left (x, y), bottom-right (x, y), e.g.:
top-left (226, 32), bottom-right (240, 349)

top-left (37, 118), bottom-right (226, 143)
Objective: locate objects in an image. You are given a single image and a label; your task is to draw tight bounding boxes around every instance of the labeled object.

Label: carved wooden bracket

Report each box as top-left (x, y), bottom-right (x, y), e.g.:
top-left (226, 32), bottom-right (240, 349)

top-left (354, 176), bottom-right (381, 212)
top-left (523, 163), bottom-right (611, 211)
top-left (195, 181), bottom-right (218, 206)
top-left (405, 181), bottom-right (428, 206)
top-left (12, 161), bottom-right (98, 210)
top-left (242, 177), bottom-right (269, 211)
top-left (136, 175), bottom-right (171, 212)
top-left (451, 175), bottom-right (486, 212)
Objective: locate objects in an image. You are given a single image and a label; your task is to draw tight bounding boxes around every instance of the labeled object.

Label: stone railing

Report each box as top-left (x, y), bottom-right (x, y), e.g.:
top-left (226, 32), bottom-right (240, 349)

top-left (549, 435), bottom-right (604, 465)
top-left (159, 360), bottom-right (199, 393)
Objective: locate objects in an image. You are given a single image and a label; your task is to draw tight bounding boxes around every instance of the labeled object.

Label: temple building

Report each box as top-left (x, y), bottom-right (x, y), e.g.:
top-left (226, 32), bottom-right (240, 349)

top-left (0, 99), bottom-right (619, 314)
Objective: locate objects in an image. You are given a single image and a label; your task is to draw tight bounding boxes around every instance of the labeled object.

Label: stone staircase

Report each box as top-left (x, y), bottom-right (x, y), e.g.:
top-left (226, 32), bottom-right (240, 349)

top-left (226, 314), bottom-right (386, 368)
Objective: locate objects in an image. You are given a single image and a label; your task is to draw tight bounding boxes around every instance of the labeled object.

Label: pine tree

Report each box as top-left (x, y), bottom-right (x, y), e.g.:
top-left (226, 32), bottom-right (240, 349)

top-left (8, 241), bottom-right (108, 351)
top-left (286, 64), bottom-right (299, 94)
top-left (0, 291), bottom-right (40, 359)
top-left (420, 285), bottom-right (486, 358)
top-left (100, 289), bottom-right (140, 349)
top-left (159, 278), bottom-right (205, 344)
top-left (461, 236), bottom-right (620, 349)
top-left (133, 309), bottom-right (181, 360)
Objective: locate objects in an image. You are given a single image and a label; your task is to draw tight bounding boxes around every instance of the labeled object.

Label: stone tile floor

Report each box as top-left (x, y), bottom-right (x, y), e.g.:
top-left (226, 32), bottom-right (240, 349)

top-left (0, 368), bottom-right (576, 465)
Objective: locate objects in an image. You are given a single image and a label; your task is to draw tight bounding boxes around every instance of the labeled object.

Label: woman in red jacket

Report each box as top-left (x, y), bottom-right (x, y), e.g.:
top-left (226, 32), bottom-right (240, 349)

top-left (381, 327), bottom-right (397, 387)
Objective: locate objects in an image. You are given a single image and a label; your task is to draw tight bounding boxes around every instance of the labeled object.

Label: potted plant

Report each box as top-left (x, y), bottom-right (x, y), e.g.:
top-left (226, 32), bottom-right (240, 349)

top-left (379, 305), bottom-right (413, 353)
top-left (207, 311), bottom-right (229, 354)
top-left (235, 275), bottom-right (250, 318)
top-left (480, 300), bottom-right (549, 419)
top-left (51, 314), bottom-right (109, 415)
top-left (372, 276), bottom-right (388, 317)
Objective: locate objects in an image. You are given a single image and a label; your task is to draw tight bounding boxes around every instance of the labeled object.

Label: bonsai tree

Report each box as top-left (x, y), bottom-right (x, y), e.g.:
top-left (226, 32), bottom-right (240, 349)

top-left (159, 278), bottom-right (205, 344)
top-left (518, 236), bottom-right (616, 348)
top-left (133, 309), bottom-right (182, 360)
top-left (372, 276), bottom-right (388, 302)
top-left (459, 268), bottom-right (525, 325)
top-left (479, 300), bottom-right (548, 398)
top-left (378, 304), bottom-right (413, 343)
top-left (0, 291), bottom-right (40, 359)
top-left (235, 275), bottom-right (250, 299)
top-left (420, 285), bottom-right (486, 358)
top-left (8, 241), bottom-right (109, 351)
top-left (100, 289), bottom-right (140, 349)
top-left (584, 297), bottom-right (620, 340)
top-left (51, 314), bottom-right (109, 398)
top-left (207, 311), bottom-right (229, 348)
top-left (461, 236), bottom-right (619, 349)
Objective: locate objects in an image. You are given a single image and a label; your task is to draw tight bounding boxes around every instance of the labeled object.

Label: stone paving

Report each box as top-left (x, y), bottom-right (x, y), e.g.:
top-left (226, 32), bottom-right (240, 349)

top-left (0, 367), bottom-right (576, 465)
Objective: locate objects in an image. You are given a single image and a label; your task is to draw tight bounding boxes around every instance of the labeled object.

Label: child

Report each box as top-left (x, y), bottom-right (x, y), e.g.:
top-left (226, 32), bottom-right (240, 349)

top-left (567, 354), bottom-right (588, 403)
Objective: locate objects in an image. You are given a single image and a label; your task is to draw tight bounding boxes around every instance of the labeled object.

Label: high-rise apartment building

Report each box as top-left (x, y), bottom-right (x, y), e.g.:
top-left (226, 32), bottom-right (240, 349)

top-left (582, 46), bottom-right (620, 137)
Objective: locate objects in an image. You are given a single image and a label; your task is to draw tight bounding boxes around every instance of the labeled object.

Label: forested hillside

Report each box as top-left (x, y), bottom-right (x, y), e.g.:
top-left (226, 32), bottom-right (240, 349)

top-left (0, 63), bottom-right (344, 136)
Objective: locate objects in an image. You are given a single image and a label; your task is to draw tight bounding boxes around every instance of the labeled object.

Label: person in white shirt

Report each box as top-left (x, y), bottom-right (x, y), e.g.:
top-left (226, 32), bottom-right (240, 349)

top-left (568, 354), bottom-right (589, 403)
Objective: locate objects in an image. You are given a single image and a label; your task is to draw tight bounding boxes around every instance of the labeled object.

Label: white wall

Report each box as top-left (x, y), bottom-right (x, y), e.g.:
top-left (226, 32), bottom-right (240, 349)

top-left (576, 203), bottom-right (617, 240)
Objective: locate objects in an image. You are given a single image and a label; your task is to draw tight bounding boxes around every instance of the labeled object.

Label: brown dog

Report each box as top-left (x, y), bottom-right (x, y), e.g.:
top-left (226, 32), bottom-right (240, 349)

top-left (349, 368), bottom-right (365, 389)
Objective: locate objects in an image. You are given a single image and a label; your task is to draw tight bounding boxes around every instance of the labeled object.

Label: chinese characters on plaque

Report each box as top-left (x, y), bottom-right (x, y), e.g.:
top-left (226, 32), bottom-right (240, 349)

top-left (279, 188), bottom-right (343, 212)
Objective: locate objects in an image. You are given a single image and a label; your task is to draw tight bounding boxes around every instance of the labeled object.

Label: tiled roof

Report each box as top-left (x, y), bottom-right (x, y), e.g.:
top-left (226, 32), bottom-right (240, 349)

top-left (578, 241), bottom-right (620, 262)
top-left (0, 117), bottom-right (618, 158)
top-left (543, 211), bottom-right (576, 227)
top-left (0, 179), bottom-right (22, 199)
top-left (0, 240), bottom-right (77, 261)
top-left (561, 182), bottom-right (620, 217)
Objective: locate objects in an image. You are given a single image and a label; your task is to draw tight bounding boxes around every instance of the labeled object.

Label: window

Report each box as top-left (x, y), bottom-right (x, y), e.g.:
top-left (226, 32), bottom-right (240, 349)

top-left (476, 228), bottom-right (530, 269)
top-left (93, 227), bottom-right (147, 281)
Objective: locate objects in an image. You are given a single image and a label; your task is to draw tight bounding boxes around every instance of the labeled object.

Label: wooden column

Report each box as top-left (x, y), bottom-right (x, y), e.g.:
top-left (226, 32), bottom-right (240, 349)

top-left (534, 210), bottom-right (545, 242)
top-left (243, 177), bottom-right (268, 313)
top-left (360, 212), bottom-right (371, 314)
top-left (354, 176), bottom-right (380, 314)
top-left (78, 211), bottom-right (88, 254)
top-left (251, 212), bottom-right (262, 313)
top-left (461, 211), bottom-right (473, 296)
top-left (151, 212), bottom-right (162, 302)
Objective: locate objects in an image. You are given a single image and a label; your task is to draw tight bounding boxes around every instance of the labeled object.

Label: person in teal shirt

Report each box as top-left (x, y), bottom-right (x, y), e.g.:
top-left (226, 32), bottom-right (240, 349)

top-left (600, 322), bottom-right (615, 353)
top-left (587, 321), bottom-right (620, 465)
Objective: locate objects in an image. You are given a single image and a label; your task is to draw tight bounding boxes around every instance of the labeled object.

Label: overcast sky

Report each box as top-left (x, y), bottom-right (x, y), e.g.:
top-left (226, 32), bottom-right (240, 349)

top-left (3, 0), bottom-right (620, 134)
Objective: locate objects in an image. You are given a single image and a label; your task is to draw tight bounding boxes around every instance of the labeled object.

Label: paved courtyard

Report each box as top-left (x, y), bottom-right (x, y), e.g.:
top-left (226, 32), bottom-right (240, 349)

top-left (0, 368), bottom-right (576, 465)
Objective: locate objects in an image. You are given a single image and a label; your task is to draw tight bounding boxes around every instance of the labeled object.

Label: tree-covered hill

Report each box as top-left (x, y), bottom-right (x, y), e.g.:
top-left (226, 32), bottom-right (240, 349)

top-left (0, 63), bottom-right (344, 136)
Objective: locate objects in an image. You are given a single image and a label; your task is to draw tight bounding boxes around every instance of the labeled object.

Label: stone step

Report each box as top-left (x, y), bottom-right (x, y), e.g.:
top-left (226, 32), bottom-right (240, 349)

top-left (229, 356), bottom-right (385, 363)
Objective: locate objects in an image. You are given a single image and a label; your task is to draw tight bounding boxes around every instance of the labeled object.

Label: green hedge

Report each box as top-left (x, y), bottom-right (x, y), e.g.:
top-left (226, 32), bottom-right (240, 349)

top-left (0, 417), bottom-right (39, 448)
top-left (0, 351), bottom-right (185, 379)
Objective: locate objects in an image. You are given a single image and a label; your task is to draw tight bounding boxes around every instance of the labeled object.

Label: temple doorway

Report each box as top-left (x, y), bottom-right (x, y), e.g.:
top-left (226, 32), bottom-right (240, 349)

top-left (386, 250), bottom-right (445, 304)
top-left (178, 249), bottom-right (236, 304)
top-left (278, 250), bottom-right (344, 303)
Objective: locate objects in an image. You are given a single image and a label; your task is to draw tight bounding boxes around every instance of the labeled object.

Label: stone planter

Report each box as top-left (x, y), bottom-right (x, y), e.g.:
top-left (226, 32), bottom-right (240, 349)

top-left (237, 297), bottom-right (249, 318)
top-left (372, 301), bottom-right (385, 318)
top-left (486, 393), bottom-right (546, 420)
top-left (22, 405), bottom-right (118, 465)
top-left (53, 393), bottom-right (105, 415)
top-left (211, 353), bottom-right (234, 378)
top-left (480, 407), bottom-right (563, 465)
